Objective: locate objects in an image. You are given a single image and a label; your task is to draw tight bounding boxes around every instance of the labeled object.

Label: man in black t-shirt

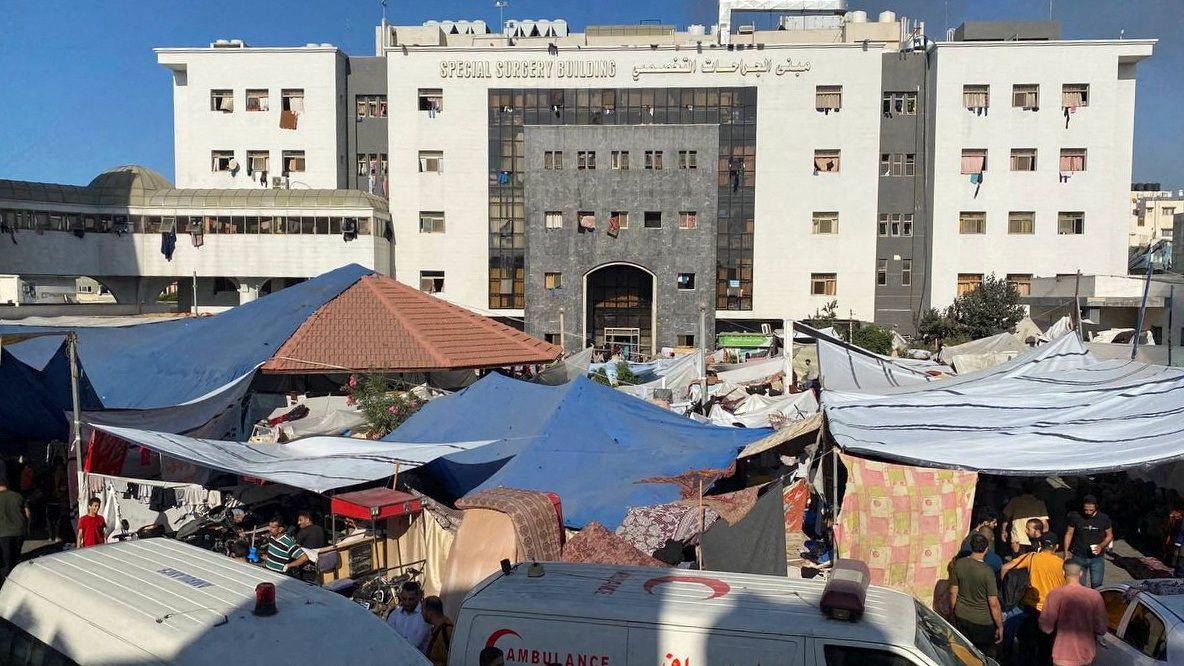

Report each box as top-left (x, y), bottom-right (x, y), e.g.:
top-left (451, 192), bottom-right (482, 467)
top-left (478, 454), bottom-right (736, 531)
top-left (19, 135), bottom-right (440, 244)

top-left (294, 510), bottom-right (327, 549)
top-left (1063, 494), bottom-right (1113, 589)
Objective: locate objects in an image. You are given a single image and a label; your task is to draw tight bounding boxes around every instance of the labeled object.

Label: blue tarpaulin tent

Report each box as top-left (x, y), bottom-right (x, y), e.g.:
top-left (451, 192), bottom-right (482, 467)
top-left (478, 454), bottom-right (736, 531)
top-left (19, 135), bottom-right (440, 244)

top-left (386, 373), bottom-right (770, 529)
top-left (0, 264), bottom-right (370, 441)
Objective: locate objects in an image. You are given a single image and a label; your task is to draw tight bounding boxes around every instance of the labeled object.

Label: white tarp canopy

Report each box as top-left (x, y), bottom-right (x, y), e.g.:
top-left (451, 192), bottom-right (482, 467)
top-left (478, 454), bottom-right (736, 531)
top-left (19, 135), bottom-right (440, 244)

top-left (1013, 317), bottom-right (1043, 343)
top-left (714, 354), bottom-right (788, 384)
top-left (815, 333), bottom-right (947, 392)
top-left (709, 390), bottom-right (818, 428)
top-left (824, 333), bottom-right (1184, 475)
top-left (938, 332), bottom-right (1029, 364)
top-left (617, 351), bottom-right (703, 400)
top-left (92, 424), bottom-right (495, 494)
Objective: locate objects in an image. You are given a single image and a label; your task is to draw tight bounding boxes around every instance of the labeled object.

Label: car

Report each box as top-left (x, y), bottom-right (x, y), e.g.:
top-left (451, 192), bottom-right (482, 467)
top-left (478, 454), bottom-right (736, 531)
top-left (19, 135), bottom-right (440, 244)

top-left (1095, 579), bottom-right (1183, 664)
top-left (449, 560), bottom-right (996, 665)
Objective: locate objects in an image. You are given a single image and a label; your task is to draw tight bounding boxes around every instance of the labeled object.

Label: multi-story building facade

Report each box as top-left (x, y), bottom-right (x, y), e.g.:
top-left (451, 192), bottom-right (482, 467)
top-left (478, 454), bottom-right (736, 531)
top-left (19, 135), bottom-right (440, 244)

top-left (1130, 183), bottom-right (1183, 248)
top-left (147, 2), bottom-right (1153, 346)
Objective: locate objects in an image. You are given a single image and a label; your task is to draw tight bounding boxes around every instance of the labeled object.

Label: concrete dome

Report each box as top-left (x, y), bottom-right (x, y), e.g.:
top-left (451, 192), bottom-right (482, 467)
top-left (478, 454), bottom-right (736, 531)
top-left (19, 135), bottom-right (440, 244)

top-left (88, 165), bottom-right (173, 205)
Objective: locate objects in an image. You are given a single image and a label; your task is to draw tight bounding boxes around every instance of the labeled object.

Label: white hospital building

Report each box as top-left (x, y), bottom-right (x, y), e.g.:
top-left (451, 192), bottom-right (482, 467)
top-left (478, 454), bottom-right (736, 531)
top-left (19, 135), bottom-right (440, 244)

top-left (0, 1), bottom-right (1154, 348)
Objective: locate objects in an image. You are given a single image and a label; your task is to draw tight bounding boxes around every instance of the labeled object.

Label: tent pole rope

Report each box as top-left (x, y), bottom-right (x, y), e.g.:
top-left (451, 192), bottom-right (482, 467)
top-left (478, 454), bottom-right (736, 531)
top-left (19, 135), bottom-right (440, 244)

top-left (68, 332), bottom-right (86, 520)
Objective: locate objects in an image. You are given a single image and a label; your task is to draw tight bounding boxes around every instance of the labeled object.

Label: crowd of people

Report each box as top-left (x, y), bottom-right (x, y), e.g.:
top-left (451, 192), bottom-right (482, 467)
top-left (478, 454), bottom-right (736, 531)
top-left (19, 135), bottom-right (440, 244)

top-left (948, 481), bottom-right (1116, 665)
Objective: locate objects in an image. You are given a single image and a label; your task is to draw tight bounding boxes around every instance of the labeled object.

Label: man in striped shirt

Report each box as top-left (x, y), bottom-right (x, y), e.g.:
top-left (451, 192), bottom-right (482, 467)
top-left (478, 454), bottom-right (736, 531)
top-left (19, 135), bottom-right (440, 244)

top-left (264, 516), bottom-right (308, 575)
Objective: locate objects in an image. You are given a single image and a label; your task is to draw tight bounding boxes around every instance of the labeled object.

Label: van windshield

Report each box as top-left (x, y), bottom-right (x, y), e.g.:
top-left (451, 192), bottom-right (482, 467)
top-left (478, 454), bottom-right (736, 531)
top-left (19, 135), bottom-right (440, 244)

top-left (913, 601), bottom-right (986, 666)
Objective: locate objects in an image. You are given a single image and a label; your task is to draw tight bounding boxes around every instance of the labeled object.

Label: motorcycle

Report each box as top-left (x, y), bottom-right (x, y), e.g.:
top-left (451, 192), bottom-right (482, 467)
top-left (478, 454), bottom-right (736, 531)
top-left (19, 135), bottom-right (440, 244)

top-left (174, 506), bottom-right (247, 557)
top-left (332, 567), bottom-right (422, 618)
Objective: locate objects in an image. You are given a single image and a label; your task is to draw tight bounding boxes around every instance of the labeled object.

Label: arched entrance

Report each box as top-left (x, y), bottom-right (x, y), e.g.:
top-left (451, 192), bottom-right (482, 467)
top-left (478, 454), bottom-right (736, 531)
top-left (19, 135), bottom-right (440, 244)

top-left (584, 263), bottom-right (655, 359)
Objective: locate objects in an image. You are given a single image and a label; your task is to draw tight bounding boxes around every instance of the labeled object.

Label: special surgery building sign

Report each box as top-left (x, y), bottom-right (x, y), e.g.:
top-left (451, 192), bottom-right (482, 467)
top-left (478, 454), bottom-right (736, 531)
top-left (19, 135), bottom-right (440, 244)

top-left (438, 56), bottom-right (811, 80)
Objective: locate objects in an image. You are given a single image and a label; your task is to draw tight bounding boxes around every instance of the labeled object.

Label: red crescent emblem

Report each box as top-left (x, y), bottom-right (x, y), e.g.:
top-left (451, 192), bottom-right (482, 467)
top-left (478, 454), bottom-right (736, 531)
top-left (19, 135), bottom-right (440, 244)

top-left (643, 575), bottom-right (730, 599)
top-left (485, 628), bottom-right (521, 648)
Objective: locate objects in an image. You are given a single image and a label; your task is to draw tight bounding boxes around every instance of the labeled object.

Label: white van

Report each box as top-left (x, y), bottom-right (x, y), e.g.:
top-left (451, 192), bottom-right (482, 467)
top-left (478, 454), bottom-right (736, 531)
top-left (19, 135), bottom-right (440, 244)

top-left (0, 538), bottom-right (429, 665)
top-left (451, 562), bottom-right (994, 666)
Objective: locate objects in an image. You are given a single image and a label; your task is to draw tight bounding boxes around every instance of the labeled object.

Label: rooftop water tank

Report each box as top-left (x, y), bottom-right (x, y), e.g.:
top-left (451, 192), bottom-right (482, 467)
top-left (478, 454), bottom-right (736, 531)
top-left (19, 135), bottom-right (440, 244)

top-left (848, 10), bottom-right (868, 23)
top-left (879, 11), bottom-right (897, 23)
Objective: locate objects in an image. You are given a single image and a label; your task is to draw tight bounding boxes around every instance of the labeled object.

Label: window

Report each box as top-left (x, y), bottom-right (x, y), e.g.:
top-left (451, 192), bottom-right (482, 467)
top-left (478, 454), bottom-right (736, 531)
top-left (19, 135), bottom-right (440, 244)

top-left (677, 273), bottom-right (696, 290)
top-left (544, 150), bottom-right (563, 170)
top-left (247, 150), bottom-right (269, 175)
top-left (963, 84), bottom-right (990, 111)
top-left (644, 150), bottom-right (664, 170)
top-left (876, 259), bottom-right (888, 286)
top-left (0, 616), bottom-right (79, 666)
top-left (961, 149), bottom-right (988, 174)
top-left (610, 150), bottom-right (630, 170)
top-left (644, 211), bottom-right (662, 228)
top-left (611, 211), bottom-right (629, 230)
top-left (1062, 83), bottom-right (1090, 108)
top-left (811, 273), bottom-right (837, 296)
top-left (1008, 211), bottom-right (1035, 234)
top-left (880, 153), bottom-right (915, 176)
top-left (211, 150), bottom-right (235, 172)
top-left (1101, 590), bottom-right (1130, 633)
top-left (676, 334), bottom-right (695, 347)
top-left (246, 89), bottom-right (269, 112)
top-left (823, 644), bottom-right (911, 666)
top-left (882, 91), bottom-right (917, 116)
top-left (543, 333), bottom-right (560, 345)
top-left (282, 150), bottom-right (305, 174)
top-left (1058, 211), bottom-right (1085, 235)
top-left (544, 272), bottom-right (562, 290)
top-left (210, 89), bottom-right (233, 112)
top-left (678, 150), bottom-right (698, 169)
top-left (901, 259), bottom-right (912, 287)
top-left (355, 94), bottom-right (387, 118)
top-left (812, 211), bottom-right (838, 235)
top-left (1122, 602), bottom-right (1168, 661)
top-left (678, 211), bottom-right (698, 230)
top-left (1060, 148), bottom-right (1087, 172)
top-left (544, 211), bottom-right (563, 230)
top-left (577, 211), bottom-right (596, 231)
top-left (959, 211), bottom-right (986, 234)
top-left (958, 273), bottom-right (983, 296)
top-left (419, 270), bottom-right (445, 293)
top-left (1007, 273), bottom-right (1033, 297)
top-left (816, 85), bottom-right (842, 112)
top-left (281, 89), bottom-right (305, 113)
top-left (1013, 84), bottom-right (1039, 109)
top-left (1011, 148), bottom-right (1038, 172)
top-left (878, 213), bottom-right (913, 237)
top-left (577, 150), bottom-right (596, 170)
top-left (417, 88), bottom-right (443, 113)
top-left (418, 150), bottom-right (443, 173)
top-left (814, 149), bottom-right (840, 173)
top-left (356, 153), bottom-right (388, 177)
top-left (418, 211), bottom-right (445, 234)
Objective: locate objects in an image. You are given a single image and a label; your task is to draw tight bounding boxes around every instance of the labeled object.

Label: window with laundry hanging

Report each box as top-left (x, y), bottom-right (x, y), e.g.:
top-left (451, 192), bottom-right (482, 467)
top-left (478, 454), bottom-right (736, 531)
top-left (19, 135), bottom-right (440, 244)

top-left (1057, 211), bottom-right (1085, 235)
top-left (356, 94), bottom-right (387, 119)
top-left (419, 270), bottom-right (445, 294)
top-left (959, 211), bottom-right (986, 235)
top-left (810, 273), bottom-right (837, 296)
top-left (1011, 148), bottom-right (1038, 172)
top-left (544, 272), bottom-right (562, 290)
top-left (814, 149), bottom-right (840, 173)
top-left (963, 85), bottom-right (990, 111)
top-left (678, 211), bottom-right (697, 230)
top-left (281, 89), bottom-right (305, 113)
top-left (815, 85), bottom-right (842, 112)
top-left (611, 150), bottom-right (630, 170)
top-left (812, 212), bottom-right (838, 235)
top-left (544, 151), bottom-right (563, 170)
top-left (1012, 84), bottom-right (1039, 109)
top-left (418, 212), bottom-right (445, 234)
top-left (1008, 211), bottom-right (1035, 235)
top-left (246, 151), bottom-right (269, 175)
top-left (418, 89), bottom-right (443, 112)
top-left (611, 211), bottom-right (630, 230)
top-left (245, 89), bottom-right (269, 112)
top-left (282, 150), bottom-right (306, 174)
top-left (577, 150), bottom-right (596, 170)
top-left (210, 89), bottom-right (234, 112)
top-left (677, 273), bottom-right (696, 290)
top-left (960, 149), bottom-right (988, 175)
top-left (1060, 149), bottom-right (1087, 172)
top-left (211, 150), bottom-right (235, 172)
top-left (1062, 83), bottom-right (1089, 108)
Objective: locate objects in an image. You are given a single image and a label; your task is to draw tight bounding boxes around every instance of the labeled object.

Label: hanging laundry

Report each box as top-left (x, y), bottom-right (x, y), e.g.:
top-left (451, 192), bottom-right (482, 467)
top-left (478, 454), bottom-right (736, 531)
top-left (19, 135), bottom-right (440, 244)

top-left (498, 170), bottom-right (511, 185)
top-left (259, 171), bottom-right (268, 187)
top-left (161, 230), bottom-right (176, 261)
top-left (579, 214), bottom-right (596, 231)
top-left (1064, 106), bottom-right (1071, 129)
top-left (608, 214), bottom-right (620, 238)
top-left (969, 173), bottom-right (981, 185)
top-left (279, 110), bottom-right (298, 130)
top-left (191, 227), bottom-right (204, 248)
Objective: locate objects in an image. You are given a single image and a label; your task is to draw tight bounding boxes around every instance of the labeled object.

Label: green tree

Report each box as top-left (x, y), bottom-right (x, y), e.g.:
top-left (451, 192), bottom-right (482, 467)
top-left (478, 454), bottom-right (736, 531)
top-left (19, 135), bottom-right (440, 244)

top-left (804, 299), bottom-right (840, 332)
top-left (342, 374), bottom-right (424, 438)
top-left (850, 324), bottom-right (895, 355)
top-left (916, 307), bottom-right (964, 347)
top-left (951, 274), bottom-right (1025, 340)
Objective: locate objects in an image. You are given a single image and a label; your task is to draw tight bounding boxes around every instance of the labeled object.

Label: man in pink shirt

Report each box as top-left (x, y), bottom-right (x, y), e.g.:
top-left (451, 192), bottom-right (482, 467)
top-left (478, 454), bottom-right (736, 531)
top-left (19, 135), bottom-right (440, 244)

top-left (1039, 560), bottom-right (1108, 666)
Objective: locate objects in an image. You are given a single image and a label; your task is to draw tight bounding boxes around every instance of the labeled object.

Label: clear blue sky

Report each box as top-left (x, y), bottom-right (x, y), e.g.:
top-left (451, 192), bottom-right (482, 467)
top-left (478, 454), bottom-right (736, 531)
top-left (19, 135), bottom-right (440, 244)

top-left (1, 0), bottom-right (1179, 187)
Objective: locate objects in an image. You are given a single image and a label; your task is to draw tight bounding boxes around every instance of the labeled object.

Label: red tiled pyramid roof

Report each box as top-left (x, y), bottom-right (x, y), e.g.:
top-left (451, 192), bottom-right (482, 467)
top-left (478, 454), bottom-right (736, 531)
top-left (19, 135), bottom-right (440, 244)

top-left (262, 275), bottom-right (562, 373)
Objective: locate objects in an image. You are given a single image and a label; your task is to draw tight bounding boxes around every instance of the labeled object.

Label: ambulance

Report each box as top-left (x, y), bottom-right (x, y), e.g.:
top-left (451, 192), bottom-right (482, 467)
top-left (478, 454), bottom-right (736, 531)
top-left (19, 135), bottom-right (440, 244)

top-left (450, 561), bottom-right (995, 665)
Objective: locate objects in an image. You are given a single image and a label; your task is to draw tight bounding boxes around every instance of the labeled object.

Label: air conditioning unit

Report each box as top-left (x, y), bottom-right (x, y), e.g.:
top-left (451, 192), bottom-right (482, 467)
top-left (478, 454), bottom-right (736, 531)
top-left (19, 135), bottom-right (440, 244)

top-left (271, 176), bottom-right (287, 189)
